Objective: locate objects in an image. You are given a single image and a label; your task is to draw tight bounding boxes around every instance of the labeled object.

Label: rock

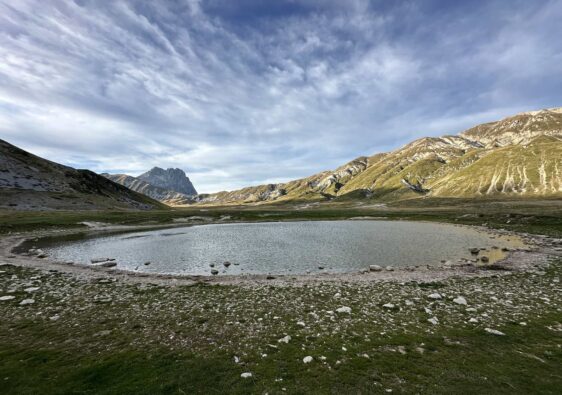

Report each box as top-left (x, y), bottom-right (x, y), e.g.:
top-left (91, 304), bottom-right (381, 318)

top-left (480, 256), bottom-right (489, 263)
top-left (100, 261), bottom-right (117, 268)
top-left (19, 298), bottom-right (35, 305)
top-left (240, 372), bottom-right (252, 379)
top-left (383, 303), bottom-right (395, 309)
top-left (453, 296), bottom-right (467, 305)
top-left (468, 318), bottom-right (478, 323)
top-left (369, 265), bottom-right (383, 272)
top-left (143, 262), bottom-right (151, 266)
top-left (296, 321), bottom-right (306, 327)
top-left (91, 258), bottom-right (115, 264)
top-left (469, 248), bottom-right (480, 255)
top-left (266, 275), bottom-right (276, 280)
top-left (0, 295), bottom-right (15, 301)
top-left (209, 263), bottom-right (215, 268)
top-left (428, 293), bottom-right (442, 300)
top-left (233, 356), bottom-right (240, 363)
top-left (303, 356), bottom-right (313, 364)
top-left (49, 314), bottom-right (60, 321)
top-left (211, 269), bottom-right (219, 275)
top-left (318, 266), bottom-right (324, 270)
top-left (336, 306), bottom-right (352, 314)
top-left (224, 261), bottom-right (231, 267)
top-left (484, 328), bottom-right (505, 336)
top-left (24, 287), bottom-right (40, 293)
top-left (37, 253), bottom-right (48, 258)
top-left (278, 335), bottom-right (291, 344)
top-left (428, 317), bottom-right (439, 325)
top-left (385, 266), bottom-right (394, 271)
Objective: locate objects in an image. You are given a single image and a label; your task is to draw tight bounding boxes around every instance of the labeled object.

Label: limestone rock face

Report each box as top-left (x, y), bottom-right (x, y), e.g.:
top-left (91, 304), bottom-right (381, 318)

top-left (138, 167), bottom-right (197, 196)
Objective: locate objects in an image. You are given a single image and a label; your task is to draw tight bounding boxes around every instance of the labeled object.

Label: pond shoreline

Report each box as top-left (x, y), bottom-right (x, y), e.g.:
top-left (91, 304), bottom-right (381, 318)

top-left (1, 218), bottom-right (560, 286)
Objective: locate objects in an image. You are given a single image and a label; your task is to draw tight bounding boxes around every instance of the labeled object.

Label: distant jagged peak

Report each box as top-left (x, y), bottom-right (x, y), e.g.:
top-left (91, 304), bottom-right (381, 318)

top-left (138, 166), bottom-right (197, 195)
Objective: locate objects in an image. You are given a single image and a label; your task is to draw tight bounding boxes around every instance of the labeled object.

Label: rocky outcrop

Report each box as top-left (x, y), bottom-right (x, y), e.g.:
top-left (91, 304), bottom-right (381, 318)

top-left (102, 173), bottom-right (195, 206)
top-left (138, 167), bottom-right (197, 195)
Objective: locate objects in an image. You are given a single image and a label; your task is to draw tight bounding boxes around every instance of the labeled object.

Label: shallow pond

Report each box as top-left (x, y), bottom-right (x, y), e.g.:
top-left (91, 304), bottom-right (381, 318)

top-left (40, 220), bottom-right (521, 276)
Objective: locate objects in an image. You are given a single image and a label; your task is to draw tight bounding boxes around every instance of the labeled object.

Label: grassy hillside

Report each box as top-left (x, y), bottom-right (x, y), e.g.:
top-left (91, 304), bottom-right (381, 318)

top-left (0, 139), bottom-right (166, 211)
top-left (194, 107), bottom-right (562, 206)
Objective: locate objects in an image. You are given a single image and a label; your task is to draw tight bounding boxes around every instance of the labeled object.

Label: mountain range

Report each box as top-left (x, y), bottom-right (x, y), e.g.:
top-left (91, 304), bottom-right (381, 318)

top-left (191, 107), bottom-right (562, 205)
top-left (0, 139), bottom-right (164, 210)
top-left (1, 107), bottom-right (561, 210)
top-left (102, 168), bottom-right (197, 206)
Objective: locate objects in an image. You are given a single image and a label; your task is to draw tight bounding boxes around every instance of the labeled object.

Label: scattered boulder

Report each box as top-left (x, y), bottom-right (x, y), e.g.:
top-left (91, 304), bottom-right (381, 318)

top-left (453, 296), bottom-right (467, 305)
top-left (485, 328), bottom-right (505, 336)
top-left (383, 303), bottom-right (395, 309)
top-left (0, 295), bottom-right (15, 301)
top-left (24, 287), bottom-right (40, 293)
top-left (224, 261), bottom-right (231, 268)
top-left (385, 266), bottom-right (394, 272)
top-left (428, 317), bottom-right (439, 325)
top-left (143, 262), bottom-right (151, 266)
top-left (369, 265), bottom-right (383, 272)
top-left (428, 293), bottom-right (442, 300)
top-left (211, 269), bottom-right (219, 275)
top-left (469, 248), bottom-right (480, 255)
top-left (266, 275), bottom-right (276, 280)
top-left (480, 256), bottom-right (490, 263)
top-left (303, 356), bottom-right (313, 364)
top-left (19, 298), bottom-right (35, 305)
top-left (278, 335), bottom-right (291, 344)
top-left (318, 266), bottom-right (324, 270)
top-left (240, 372), bottom-right (252, 379)
top-left (336, 306), bottom-right (352, 314)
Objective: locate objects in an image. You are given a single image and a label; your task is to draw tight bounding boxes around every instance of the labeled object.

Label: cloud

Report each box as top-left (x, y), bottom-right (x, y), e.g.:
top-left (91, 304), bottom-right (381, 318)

top-left (0, 0), bottom-right (561, 193)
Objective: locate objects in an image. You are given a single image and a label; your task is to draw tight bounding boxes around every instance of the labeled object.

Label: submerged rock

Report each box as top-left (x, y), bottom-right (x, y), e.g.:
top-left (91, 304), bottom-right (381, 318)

top-left (211, 269), bottom-right (219, 275)
top-left (224, 261), bottom-right (231, 268)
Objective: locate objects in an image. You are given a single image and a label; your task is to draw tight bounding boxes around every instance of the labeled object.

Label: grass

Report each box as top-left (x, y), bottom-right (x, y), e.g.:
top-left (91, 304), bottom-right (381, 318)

top-left (0, 261), bottom-right (561, 394)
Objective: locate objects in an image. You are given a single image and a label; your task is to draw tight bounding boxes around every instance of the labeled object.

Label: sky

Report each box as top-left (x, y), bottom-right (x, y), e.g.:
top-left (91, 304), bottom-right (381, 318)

top-left (1, 0), bottom-right (561, 193)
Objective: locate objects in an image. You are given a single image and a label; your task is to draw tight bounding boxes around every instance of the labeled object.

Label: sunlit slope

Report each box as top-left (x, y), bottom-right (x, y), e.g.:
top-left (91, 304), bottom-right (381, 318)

top-left (430, 136), bottom-right (562, 197)
top-left (194, 107), bottom-right (562, 205)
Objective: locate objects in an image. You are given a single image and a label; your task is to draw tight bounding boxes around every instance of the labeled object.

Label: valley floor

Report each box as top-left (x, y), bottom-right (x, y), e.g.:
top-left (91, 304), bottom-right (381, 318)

top-left (0, 201), bottom-right (561, 394)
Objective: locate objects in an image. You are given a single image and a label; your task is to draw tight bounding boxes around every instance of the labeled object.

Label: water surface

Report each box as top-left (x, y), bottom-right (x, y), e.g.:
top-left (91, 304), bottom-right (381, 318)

top-left (43, 220), bottom-right (518, 275)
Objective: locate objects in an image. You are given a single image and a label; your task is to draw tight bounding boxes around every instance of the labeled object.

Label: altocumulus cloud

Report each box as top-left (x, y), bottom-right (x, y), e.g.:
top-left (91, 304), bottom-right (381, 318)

top-left (0, 0), bottom-right (561, 192)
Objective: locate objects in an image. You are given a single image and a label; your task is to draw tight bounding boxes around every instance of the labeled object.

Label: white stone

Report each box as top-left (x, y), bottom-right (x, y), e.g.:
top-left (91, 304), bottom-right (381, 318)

top-left (19, 298), bottom-right (35, 305)
top-left (241, 372), bottom-right (252, 379)
top-left (453, 296), bottom-right (467, 305)
top-left (405, 300), bottom-right (414, 306)
top-left (428, 317), bottom-right (439, 325)
top-left (24, 287), bottom-right (40, 293)
top-left (278, 335), bottom-right (291, 344)
top-left (234, 356), bottom-right (240, 363)
top-left (296, 321), bottom-right (306, 327)
top-left (485, 328), bottom-right (505, 336)
top-left (369, 265), bottom-right (383, 272)
top-left (382, 303), bottom-right (395, 309)
top-left (0, 295), bottom-right (15, 301)
top-left (468, 318), bottom-right (478, 323)
top-left (428, 293), bottom-right (442, 300)
top-left (336, 306), bottom-right (351, 314)
top-left (303, 356), bottom-right (313, 363)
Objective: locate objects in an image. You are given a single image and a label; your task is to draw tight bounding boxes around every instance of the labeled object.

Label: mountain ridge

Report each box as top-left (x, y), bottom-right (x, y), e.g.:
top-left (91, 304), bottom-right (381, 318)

top-left (193, 107), bottom-right (562, 205)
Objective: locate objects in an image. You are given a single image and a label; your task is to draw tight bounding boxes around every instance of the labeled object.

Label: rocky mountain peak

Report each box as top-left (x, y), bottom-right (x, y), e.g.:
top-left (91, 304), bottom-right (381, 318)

top-left (137, 167), bottom-right (197, 195)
